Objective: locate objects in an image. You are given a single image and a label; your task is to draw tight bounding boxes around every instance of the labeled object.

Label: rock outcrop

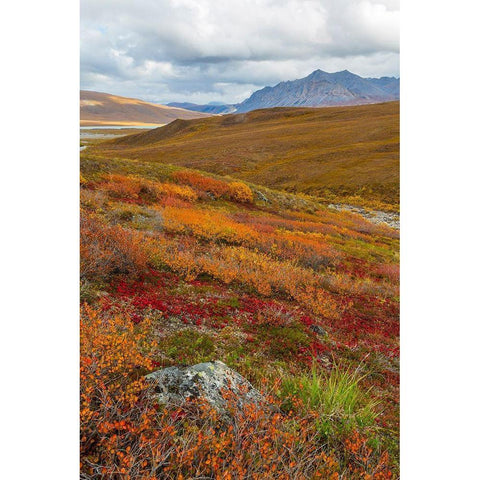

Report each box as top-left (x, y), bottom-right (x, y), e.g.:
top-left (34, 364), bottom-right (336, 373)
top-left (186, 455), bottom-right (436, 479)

top-left (146, 361), bottom-right (264, 412)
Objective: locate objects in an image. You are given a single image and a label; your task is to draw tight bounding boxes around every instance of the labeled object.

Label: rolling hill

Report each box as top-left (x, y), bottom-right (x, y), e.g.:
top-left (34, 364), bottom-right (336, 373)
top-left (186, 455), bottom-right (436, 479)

top-left (90, 101), bottom-right (399, 209)
top-left (236, 69), bottom-right (399, 112)
top-left (80, 91), bottom-right (211, 126)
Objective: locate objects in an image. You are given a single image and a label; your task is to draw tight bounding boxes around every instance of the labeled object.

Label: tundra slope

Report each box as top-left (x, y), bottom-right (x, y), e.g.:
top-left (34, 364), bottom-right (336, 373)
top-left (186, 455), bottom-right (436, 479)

top-left (91, 101), bottom-right (399, 210)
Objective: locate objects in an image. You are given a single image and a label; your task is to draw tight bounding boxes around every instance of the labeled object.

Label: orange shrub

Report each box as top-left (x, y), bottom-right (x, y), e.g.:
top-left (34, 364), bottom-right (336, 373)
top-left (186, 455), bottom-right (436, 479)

top-left (163, 206), bottom-right (259, 245)
top-left (161, 205), bottom-right (340, 271)
top-left (162, 401), bottom-right (343, 480)
top-left (173, 171), bottom-right (254, 203)
top-left (156, 182), bottom-right (197, 202)
top-left (101, 174), bottom-right (142, 201)
top-left (229, 181), bottom-right (253, 203)
top-left (345, 431), bottom-right (393, 479)
top-left (145, 235), bottom-right (341, 319)
top-left (100, 174), bottom-right (198, 205)
top-left (173, 170), bottom-right (231, 199)
top-left (80, 306), bottom-right (159, 478)
top-left (267, 230), bottom-right (340, 269)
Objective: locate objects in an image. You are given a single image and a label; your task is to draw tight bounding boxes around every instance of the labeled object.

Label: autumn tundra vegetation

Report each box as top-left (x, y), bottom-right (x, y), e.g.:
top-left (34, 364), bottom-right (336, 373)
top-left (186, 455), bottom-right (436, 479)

top-left (91, 101), bottom-right (399, 212)
top-left (80, 133), bottom-right (399, 478)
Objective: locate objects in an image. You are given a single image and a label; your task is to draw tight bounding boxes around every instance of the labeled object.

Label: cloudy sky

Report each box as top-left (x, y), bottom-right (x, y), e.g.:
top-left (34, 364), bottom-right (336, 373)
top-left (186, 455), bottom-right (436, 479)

top-left (81, 0), bottom-right (399, 105)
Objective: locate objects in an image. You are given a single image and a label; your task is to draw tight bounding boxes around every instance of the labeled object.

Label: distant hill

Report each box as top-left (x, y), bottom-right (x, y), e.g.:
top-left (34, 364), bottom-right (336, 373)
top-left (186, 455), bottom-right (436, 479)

top-left (167, 102), bottom-right (237, 115)
top-left (236, 69), bottom-right (399, 112)
top-left (80, 91), bottom-right (210, 126)
top-left (91, 101), bottom-right (399, 209)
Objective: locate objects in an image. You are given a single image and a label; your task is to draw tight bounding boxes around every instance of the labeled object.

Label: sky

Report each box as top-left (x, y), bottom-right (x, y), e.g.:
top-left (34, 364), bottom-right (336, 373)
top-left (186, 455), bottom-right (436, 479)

top-left (80, 0), bottom-right (399, 105)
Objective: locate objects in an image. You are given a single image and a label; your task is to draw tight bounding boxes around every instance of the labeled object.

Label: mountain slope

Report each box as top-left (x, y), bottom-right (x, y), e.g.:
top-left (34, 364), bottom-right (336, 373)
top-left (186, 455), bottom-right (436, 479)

top-left (91, 101), bottom-right (399, 209)
top-left (167, 102), bottom-right (237, 114)
top-left (80, 91), bottom-right (211, 126)
top-left (236, 69), bottom-right (399, 112)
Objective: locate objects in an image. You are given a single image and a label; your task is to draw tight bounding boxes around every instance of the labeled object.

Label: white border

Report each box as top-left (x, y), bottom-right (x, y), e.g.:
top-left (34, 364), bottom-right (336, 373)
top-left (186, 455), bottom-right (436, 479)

top-left (1, 0), bottom-right (79, 478)
top-left (401, 1), bottom-right (480, 477)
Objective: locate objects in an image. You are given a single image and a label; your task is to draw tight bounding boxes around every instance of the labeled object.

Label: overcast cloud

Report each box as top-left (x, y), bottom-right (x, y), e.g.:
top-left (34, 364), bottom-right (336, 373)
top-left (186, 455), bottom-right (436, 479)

top-left (81, 0), bottom-right (399, 104)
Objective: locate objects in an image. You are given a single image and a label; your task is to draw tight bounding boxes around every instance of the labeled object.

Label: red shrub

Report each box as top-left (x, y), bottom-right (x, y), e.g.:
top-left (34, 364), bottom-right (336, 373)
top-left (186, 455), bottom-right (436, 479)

top-left (80, 213), bottom-right (149, 281)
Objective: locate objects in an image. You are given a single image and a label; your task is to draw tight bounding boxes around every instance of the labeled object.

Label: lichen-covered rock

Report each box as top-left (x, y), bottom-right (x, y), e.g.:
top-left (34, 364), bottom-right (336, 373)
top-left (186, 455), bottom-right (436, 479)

top-left (310, 324), bottom-right (327, 336)
top-left (145, 361), bottom-right (263, 412)
top-left (255, 190), bottom-right (269, 203)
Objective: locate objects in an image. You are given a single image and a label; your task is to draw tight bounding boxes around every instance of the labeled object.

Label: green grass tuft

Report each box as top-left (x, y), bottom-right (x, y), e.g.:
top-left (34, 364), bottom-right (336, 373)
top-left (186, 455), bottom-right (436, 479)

top-left (280, 363), bottom-right (380, 436)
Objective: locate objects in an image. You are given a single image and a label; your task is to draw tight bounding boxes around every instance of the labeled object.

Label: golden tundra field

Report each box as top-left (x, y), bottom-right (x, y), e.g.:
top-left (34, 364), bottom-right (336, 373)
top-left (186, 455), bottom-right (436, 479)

top-left (90, 101), bottom-right (399, 211)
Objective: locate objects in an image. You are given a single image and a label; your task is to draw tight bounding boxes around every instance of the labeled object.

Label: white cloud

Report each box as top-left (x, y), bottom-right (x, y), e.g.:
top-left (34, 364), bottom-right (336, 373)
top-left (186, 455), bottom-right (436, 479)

top-left (81, 0), bottom-right (399, 104)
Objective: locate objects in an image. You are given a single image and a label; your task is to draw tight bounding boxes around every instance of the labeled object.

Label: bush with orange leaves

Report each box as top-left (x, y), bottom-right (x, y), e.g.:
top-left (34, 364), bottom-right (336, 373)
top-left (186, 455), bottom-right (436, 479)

top-left (173, 170), bottom-right (231, 199)
top-left (80, 213), bottom-right (149, 282)
top-left (163, 206), bottom-right (260, 245)
top-left (161, 399), bottom-right (343, 480)
top-left (156, 182), bottom-right (197, 203)
top-left (345, 431), bottom-right (393, 480)
top-left (162, 205), bottom-right (340, 270)
top-left (80, 306), bottom-right (159, 478)
top-left (173, 170), bottom-right (254, 204)
top-left (145, 235), bottom-right (342, 319)
top-left (99, 174), bottom-right (198, 205)
top-left (228, 181), bottom-right (253, 203)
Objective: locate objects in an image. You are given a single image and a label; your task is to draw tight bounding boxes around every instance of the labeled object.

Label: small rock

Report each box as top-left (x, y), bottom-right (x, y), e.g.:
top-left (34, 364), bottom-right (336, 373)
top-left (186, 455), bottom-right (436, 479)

top-left (205, 192), bottom-right (217, 200)
top-left (310, 324), bottom-right (327, 336)
top-left (255, 190), bottom-right (269, 203)
top-left (146, 360), bottom-right (264, 413)
top-left (318, 352), bottom-right (333, 369)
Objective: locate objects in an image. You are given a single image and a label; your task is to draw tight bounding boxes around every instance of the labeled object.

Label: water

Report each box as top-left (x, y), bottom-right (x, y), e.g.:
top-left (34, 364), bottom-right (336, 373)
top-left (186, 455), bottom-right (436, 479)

top-left (80, 124), bottom-right (160, 148)
top-left (80, 125), bottom-right (159, 130)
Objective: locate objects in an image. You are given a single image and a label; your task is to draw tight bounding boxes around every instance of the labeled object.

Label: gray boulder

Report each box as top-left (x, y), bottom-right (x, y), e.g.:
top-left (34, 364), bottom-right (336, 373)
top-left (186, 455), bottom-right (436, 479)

top-left (146, 361), bottom-right (263, 412)
top-left (255, 190), bottom-right (269, 203)
top-left (310, 324), bottom-right (327, 336)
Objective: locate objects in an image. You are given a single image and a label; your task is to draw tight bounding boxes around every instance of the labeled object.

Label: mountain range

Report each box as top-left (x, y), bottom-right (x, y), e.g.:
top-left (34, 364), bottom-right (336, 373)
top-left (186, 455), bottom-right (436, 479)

top-left (81, 69), bottom-right (399, 125)
top-left (164, 69), bottom-right (399, 115)
top-left (166, 102), bottom-right (236, 115)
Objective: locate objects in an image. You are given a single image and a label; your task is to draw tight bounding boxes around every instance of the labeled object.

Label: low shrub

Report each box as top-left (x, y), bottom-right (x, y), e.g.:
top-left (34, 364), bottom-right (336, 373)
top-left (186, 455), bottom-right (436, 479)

top-left (229, 181), bottom-right (253, 203)
top-left (80, 306), bottom-right (159, 478)
top-left (173, 170), bottom-right (231, 199)
top-left (80, 213), bottom-right (149, 282)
